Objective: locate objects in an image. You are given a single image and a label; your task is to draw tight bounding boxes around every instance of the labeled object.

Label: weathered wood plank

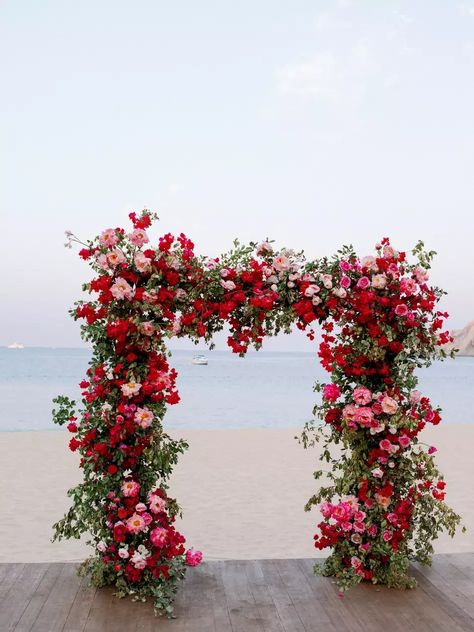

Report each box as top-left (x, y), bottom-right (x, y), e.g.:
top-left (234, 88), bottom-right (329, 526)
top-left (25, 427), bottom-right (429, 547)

top-left (31, 564), bottom-right (82, 632)
top-left (2, 556), bottom-right (474, 632)
top-left (221, 559), bottom-right (266, 632)
top-left (0, 563), bottom-right (48, 632)
top-left (259, 560), bottom-right (306, 632)
top-left (14, 563), bottom-right (63, 632)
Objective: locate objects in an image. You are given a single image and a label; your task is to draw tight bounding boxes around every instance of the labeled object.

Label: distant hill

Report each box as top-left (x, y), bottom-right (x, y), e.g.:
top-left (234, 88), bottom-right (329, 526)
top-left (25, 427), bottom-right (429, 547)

top-left (446, 321), bottom-right (474, 356)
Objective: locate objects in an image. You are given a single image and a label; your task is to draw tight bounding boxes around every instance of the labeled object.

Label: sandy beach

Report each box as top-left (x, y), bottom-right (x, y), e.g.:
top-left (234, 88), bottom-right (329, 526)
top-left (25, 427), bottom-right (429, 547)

top-left (0, 425), bottom-right (472, 563)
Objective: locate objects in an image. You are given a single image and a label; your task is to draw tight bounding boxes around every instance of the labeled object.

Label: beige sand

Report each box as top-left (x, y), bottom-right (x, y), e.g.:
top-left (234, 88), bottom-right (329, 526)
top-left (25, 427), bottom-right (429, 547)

top-left (0, 426), bottom-right (472, 563)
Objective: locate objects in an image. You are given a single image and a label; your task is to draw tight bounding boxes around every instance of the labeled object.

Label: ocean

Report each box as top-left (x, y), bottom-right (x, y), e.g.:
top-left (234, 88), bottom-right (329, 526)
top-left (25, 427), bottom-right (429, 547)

top-left (0, 348), bottom-right (473, 432)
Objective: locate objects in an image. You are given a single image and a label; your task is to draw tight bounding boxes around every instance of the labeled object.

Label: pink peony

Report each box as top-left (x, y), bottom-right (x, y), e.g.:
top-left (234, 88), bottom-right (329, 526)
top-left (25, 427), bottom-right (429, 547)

top-left (353, 407), bottom-right (374, 428)
top-left (134, 251), bottom-right (152, 273)
top-left (140, 321), bottom-right (155, 336)
top-left (150, 527), bottom-right (169, 548)
top-left (99, 228), bottom-right (118, 248)
top-left (272, 254), bottom-right (290, 272)
top-left (121, 381), bottom-right (142, 398)
top-left (186, 548), bottom-right (203, 567)
top-left (111, 278), bottom-right (134, 300)
top-left (323, 383), bottom-right (341, 402)
top-left (107, 249), bottom-right (125, 267)
top-left (353, 387), bottom-right (372, 405)
top-left (122, 480), bottom-right (140, 497)
top-left (134, 407), bottom-right (154, 429)
top-left (126, 513), bottom-right (147, 534)
top-left (371, 274), bottom-right (387, 289)
top-left (129, 228), bottom-right (149, 247)
top-left (381, 396), bottom-right (398, 415)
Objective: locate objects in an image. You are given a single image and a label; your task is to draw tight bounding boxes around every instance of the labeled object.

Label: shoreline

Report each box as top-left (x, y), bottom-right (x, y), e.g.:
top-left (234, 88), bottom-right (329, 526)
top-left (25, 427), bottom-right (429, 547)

top-left (1, 426), bottom-right (473, 563)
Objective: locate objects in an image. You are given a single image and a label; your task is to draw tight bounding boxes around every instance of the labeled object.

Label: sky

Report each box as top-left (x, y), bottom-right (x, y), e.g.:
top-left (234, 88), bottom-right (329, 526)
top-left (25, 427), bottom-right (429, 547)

top-left (1, 0), bottom-right (474, 351)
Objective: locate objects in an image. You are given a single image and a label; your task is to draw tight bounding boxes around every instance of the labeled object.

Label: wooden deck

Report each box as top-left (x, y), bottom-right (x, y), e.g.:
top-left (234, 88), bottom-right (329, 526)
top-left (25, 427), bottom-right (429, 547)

top-left (1, 555), bottom-right (474, 632)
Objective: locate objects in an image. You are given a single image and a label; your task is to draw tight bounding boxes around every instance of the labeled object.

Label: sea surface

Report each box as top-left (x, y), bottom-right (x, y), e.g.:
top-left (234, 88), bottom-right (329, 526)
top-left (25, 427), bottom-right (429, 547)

top-left (0, 348), bottom-right (473, 431)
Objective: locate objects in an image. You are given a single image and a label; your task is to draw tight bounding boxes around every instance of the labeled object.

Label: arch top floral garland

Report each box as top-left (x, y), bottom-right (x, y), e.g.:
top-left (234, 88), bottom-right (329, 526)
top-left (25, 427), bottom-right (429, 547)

top-left (53, 209), bottom-right (462, 615)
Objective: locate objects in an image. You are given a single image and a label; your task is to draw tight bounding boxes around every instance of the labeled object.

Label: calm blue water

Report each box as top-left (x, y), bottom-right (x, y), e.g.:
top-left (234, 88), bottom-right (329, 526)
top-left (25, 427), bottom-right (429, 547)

top-left (0, 348), bottom-right (473, 431)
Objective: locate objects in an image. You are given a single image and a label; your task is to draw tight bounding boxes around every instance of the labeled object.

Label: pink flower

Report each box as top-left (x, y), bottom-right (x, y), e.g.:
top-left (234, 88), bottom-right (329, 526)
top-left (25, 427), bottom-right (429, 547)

top-left (428, 446), bottom-right (437, 455)
top-left (134, 407), bottom-right (154, 429)
top-left (148, 493), bottom-right (166, 514)
top-left (321, 274), bottom-right (333, 289)
top-left (400, 278), bottom-right (417, 296)
top-left (272, 254), bottom-right (290, 272)
top-left (413, 266), bottom-right (429, 283)
top-left (220, 280), bottom-right (236, 291)
top-left (371, 467), bottom-right (384, 479)
top-left (339, 260), bottom-right (351, 272)
top-left (96, 541), bottom-right (107, 552)
top-left (129, 229), bottom-right (149, 247)
top-left (121, 381), bottom-right (142, 398)
top-left (150, 527), bottom-right (169, 548)
top-left (381, 396), bottom-right (398, 415)
top-left (340, 275), bottom-right (351, 289)
top-left (353, 407), bottom-right (374, 428)
top-left (134, 251), bottom-right (152, 273)
top-left (320, 501), bottom-right (333, 518)
top-left (126, 513), bottom-right (147, 534)
top-left (398, 435), bottom-right (411, 448)
top-left (367, 524), bottom-right (378, 537)
top-left (131, 551), bottom-right (147, 569)
top-left (382, 529), bottom-right (392, 542)
top-left (379, 439), bottom-right (393, 452)
top-left (99, 228), bottom-right (118, 248)
top-left (186, 548), bottom-right (203, 567)
top-left (118, 548), bottom-right (129, 559)
top-left (323, 383), bottom-right (341, 402)
top-left (135, 502), bottom-right (147, 512)
top-left (409, 390), bottom-right (422, 405)
top-left (111, 278), bottom-right (134, 300)
top-left (394, 304), bottom-right (409, 317)
top-left (361, 256), bottom-right (378, 271)
top-left (122, 480), bottom-right (140, 497)
top-left (354, 511), bottom-right (366, 522)
top-left (353, 521), bottom-right (366, 533)
top-left (256, 242), bottom-right (273, 256)
top-left (304, 284), bottom-right (320, 297)
top-left (387, 513), bottom-right (398, 525)
top-left (353, 387), bottom-right (372, 405)
top-left (371, 274), bottom-right (387, 289)
top-left (356, 276), bottom-right (370, 290)
top-left (107, 249), bottom-right (125, 267)
top-left (383, 245), bottom-right (397, 259)
top-left (140, 321), bottom-right (155, 336)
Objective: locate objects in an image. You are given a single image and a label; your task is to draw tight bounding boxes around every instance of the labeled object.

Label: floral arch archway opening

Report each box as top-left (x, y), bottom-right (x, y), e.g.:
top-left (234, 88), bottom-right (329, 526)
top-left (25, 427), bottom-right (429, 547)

top-left (53, 210), bottom-right (461, 616)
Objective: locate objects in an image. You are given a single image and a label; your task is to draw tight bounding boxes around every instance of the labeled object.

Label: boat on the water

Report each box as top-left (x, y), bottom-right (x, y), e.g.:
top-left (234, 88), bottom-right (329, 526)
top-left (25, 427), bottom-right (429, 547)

top-left (191, 354), bottom-right (208, 365)
top-left (7, 342), bottom-right (25, 349)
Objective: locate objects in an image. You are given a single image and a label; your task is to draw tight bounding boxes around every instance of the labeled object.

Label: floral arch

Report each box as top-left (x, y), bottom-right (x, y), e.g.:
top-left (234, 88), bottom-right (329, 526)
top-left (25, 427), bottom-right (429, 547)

top-left (53, 210), bottom-right (461, 616)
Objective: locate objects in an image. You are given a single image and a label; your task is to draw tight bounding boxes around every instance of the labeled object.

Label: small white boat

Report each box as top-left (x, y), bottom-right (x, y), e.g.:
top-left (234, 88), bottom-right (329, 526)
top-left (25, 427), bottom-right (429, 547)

top-left (7, 342), bottom-right (25, 349)
top-left (192, 354), bottom-right (208, 365)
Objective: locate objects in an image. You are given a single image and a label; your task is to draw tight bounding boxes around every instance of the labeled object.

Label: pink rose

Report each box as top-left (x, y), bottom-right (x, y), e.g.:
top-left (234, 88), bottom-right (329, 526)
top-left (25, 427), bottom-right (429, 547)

top-left (320, 501), bottom-right (333, 518)
top-left (379, 439), bottom-right (393, 452)
top-left (353, 386), bottom-right (372, 405)
top-left (340, 275), bottom-right (351, 289)
top-left (353, 521), bottom-right (366, 533)
top-left (382, 530), bottom-right (392, 542)
top-left (398, 435), bottom-right (411, 448)
top-left (148, 493), bottom-right (167, 514)
top-left (371, 274), bottom-right (387, 289)
top-left (394, 304), bottom-right (408, 317)
top-left (409, 390), bottom-right (422, 405)
top-left (400, 278), bottom-right (417, 296)
top-left (353, 407), bottom-right (374, 428)
top-left (150, 527), bottom-right (169, 548)
top-left (121, 480), bottom-right (140, 497)
top-left (381, 396), bottom-right (398, 415)
top-left (371, 467), bottom-right (383, 479)
top-left (99, 228), bottom-right (118, 248)
top-left (134, 251), bottom-right (152, 273)
top-left (387, 513), bottom-right (398, 525)
top-left (356, 276), bottom-right (370, 290)
top-left (272, 255), bottom-right (290, 272)
top-left (342, 404), bottom-right (357, 420)
top-left (107, 249), bottom-right (125, 267)
top-left (111, 278), bottom-right (134, 301)
top-left (339, 260), bottom-right (350, 272)
top-left (361, 256), bottom-right (378, 271)
top-left (186, 548), bottom-right (203, 567)
top-left (129, 229), bottom-right (149, 247)
top-left (134, 407), bottom-right (154, 429)
top-left (367, 524), bottom-right (378, 537)
top-left (140, 321), bottom-right (155, 336)
top-left (126, 513), bottom-right (147, 534)
top-left (413, 266), bottom-right (429, 283)
top-left (256, 242), bottom-right (273, 256)
top-left (323, 383), bottom-right (341, 402)
top-left (220, 280), bottom-right (236, 291)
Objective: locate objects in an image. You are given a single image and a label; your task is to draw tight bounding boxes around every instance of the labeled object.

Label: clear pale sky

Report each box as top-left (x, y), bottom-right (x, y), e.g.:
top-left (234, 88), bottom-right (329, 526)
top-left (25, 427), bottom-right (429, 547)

top-left (1, 1), bottom-right (474, 350)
